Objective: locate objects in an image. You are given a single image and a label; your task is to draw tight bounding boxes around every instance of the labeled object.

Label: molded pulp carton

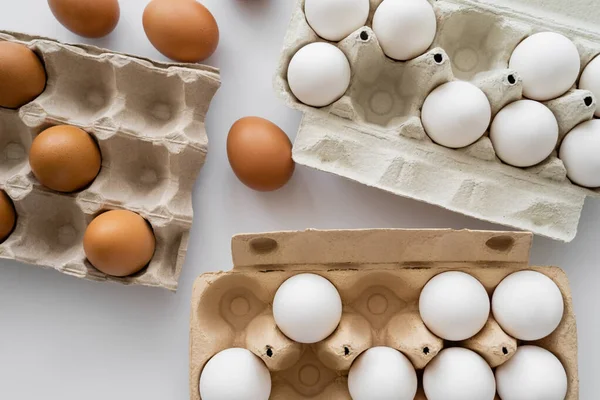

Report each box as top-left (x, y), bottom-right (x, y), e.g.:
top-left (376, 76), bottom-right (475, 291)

top-left (0, 31), bottom-right (221, 290)
top-left (190, 229), bottom-right (578, 399)
top-left (275, 0), bottom-right (600, 242)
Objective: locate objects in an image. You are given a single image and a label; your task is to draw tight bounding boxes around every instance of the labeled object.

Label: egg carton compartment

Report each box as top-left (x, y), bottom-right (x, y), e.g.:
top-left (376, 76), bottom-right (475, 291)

top-left (274, 0), bottom-right (600, 242)
top-left (0, 31), bottom-right (220, 290)
top-left (189, 229), bottom-right (578, 400)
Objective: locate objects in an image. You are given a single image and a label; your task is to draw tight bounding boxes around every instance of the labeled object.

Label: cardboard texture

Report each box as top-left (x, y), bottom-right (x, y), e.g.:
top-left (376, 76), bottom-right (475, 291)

top-left (0, 31), bottom-right (221, 291)
top-left (189, 229), bottom-right (578, 399)
top-left (274, 0), bottom-right (600, 242)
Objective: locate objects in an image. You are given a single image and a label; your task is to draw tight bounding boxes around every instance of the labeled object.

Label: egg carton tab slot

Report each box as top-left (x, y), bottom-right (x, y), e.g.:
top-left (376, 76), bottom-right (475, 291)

top-left (275, 0), bottom-right (600, 242)
top-left (0, 31), bottom-right (220, 290)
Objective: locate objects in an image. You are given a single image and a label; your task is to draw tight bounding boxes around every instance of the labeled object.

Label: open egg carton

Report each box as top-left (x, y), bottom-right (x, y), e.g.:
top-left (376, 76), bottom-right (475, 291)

top-left (189, 229), bottom-right (578, 399)
top-left (0, 31), bottom-right (220, 291)
top-left (274, 0), bottom-right (600, 242)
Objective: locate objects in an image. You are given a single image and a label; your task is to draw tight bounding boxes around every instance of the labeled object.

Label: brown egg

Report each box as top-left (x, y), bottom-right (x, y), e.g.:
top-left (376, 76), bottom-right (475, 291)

top-left (29, 125), bottom-right (102, 193)
top-left (83, 210), bottom-right (156, 277)
top-left (143, 0), bottom-right (219, 63)
top-left (47, 0), bottom-right (120, 38)
top-left (0, 41), bottom-right (46, 109)
top-left (0, 191), bottom-right (16, 242)
top-left (227, 116), bottom-right (295, 191)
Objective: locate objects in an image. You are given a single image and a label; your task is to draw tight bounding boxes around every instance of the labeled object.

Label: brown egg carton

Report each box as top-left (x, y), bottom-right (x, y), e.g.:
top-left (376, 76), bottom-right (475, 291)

top-left (0, 31), bottom-right (221, 291)
top-left (275, 0), bottom-right (600, 242)
top-left (189, 229), bottom-right (578, 399)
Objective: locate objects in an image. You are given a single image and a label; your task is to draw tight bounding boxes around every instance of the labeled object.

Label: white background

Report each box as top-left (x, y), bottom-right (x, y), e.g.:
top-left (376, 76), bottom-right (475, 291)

top-left (0, 1), bottom-right (598, 399)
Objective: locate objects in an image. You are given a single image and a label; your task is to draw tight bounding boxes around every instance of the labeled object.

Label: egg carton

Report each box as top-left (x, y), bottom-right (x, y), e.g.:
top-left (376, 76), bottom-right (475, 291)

top-left (274, 0), bottom-right (600, 242)
top-left (0, 31), bottom-right (221, 291)
top-left (189, 229), bottom-right (578, 399)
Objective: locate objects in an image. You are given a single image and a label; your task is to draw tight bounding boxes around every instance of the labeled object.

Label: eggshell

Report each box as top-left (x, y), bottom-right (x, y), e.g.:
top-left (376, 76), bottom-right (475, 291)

top-left (227, 116), bottom-right (295, 192)
top-left (199, 348), bottom-right (271, 400)
top-left (490, 100), bottom-right (559, 167)
top-left (287, 42), bottom-right (351, 107)
top-left (348, 346), bottom-right (417, 400)
top-left (83, 210), bottom-right (156, 277)
top-left (0, 191), bottom-right (16, 242)
top-left (421, 81), bottom-right (492, 149)
top-left (419, 271), bottom-right (490, 341)
top-left (305, 0), bottom-right (370, 42)
top-left (579, 55), bottom-right (600, 117)
top-left (372, 0), bottom-right (437, 61)
top-left (273, 273), bottom-right (343, 344)
top-left (496, 346), bottom-right (568, 400)
top-left (0, 41), bottom-right (46, 109)
top-left (492, 270), bottom-right (564, 341)
top-left (143, 0), bottom-right (219, 63)
top-left (29, 125), bottom-right (102, 193)
top-left (509, 32), bottom-right (580, 101)
top-left (559, 119), bottom-right (600, 187)
top-left (423, 348), bottom-right (496, 400)
top-left (47, 0), bottom-right (120, 38)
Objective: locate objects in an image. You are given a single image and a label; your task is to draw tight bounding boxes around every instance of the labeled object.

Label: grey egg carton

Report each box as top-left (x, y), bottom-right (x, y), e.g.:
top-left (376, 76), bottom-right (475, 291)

top-left (0, 31), bottom-right (220, 291)
top-left (275, 0), bottom-right (600, 242)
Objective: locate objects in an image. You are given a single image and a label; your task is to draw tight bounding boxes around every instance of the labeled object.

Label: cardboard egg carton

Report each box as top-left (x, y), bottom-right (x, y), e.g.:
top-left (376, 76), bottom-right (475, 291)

top-left (274, 0), bottom-right (600, 242)
top-left (189, 229), bottom-right (578, 399)
top-left (0, 31), bottom-right (221, 291)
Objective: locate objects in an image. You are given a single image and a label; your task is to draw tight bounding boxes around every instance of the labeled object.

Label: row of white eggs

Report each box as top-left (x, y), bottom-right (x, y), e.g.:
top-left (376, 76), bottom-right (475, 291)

top-left (200, 345), bottom-right (567, 400)
top-left (199, 270), bottom-right (568, 400)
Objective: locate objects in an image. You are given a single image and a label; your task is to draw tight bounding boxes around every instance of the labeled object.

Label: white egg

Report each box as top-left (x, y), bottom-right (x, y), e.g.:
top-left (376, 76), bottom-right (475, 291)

top-left (496, 346), bottom-right (568, 400)
top-left (492, 270), bottom-right (564, 341)
top-left (490, 100), bottom-right (559, 167)
top-left (424, 348), bottom-right (496, 400)
top-left (579, 55), bottom-right (600, 117)
top-left (372, 0), bottom-right (437, 61)
top-left (419, 271), bottom-right (490, 341)
top-left (199, 348), bottom-right (271, 400)
top-left (348, 347), bottom-right (418, 400)
top-left (305, 0), bottom-right (370, 42)
top-left (559, 119), bottom-right (600, 187)
top-left (287, 42), bottom-right (351, 107)
top-left (509, 32), bottom-right (580, 101)
top-left (273, 273), bottom-right (343, 343)
top-left (421, 81), bottom-right (491, 149)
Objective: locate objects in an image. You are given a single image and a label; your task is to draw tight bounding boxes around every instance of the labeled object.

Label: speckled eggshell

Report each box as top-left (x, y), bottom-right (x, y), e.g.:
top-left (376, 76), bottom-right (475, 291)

top-left (48, 0), bottom-right (120, 38)
top-left (29, 125), bottom-right (102, 193)
top-left (0, 41), bottom-right (46, 109)
top-left (143, 0), bottom-right (219, 63)
top-left (83, 210), bottom-right (156, 277)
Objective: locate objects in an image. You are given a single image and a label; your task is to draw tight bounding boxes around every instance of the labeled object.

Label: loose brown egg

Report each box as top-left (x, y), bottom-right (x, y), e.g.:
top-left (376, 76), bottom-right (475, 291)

top-left (83, 210), bottom-right (156, 277)
top-left (48, 0), bottom-right (120, 38)
top-left (0, 191), bottom-right (16, 242)
top-left (29, 125), bottom-right (102, 193)
top-left (0, 41), bottom-right (46, 109)
top-left (143, 0), bottom-right (219, 63)
top-left (227, 116), bottom-right (295, 191)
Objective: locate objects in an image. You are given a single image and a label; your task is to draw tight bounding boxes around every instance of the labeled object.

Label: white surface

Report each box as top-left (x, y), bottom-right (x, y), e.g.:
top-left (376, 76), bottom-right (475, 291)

top-left (0, 1), bottom-right (598, 399)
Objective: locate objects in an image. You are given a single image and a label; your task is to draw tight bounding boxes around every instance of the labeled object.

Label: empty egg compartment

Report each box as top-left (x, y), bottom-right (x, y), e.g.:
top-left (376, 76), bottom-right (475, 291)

top-left (275, 0), bottom-right (600, 241)
top-left (0, 30), bottom-right (220, 289)
top-left (190, 229), bottom-right (578, 400)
